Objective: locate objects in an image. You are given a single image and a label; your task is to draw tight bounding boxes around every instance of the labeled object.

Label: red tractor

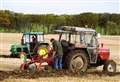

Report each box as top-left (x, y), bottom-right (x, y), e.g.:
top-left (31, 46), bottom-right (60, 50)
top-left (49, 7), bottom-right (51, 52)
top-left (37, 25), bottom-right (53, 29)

top-left (54, 26), bottom-right (116, 73)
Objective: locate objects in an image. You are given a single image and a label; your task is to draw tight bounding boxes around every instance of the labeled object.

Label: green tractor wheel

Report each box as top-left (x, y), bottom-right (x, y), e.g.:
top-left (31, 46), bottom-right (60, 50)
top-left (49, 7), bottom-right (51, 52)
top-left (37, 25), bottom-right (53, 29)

top-left (10, 53), bottom-right (17, 58)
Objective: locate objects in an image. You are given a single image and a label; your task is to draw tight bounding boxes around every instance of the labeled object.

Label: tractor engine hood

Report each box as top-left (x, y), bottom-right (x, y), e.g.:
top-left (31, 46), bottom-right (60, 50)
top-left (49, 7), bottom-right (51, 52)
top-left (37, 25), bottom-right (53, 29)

top-left (98, 48), bottom-right (110, 60)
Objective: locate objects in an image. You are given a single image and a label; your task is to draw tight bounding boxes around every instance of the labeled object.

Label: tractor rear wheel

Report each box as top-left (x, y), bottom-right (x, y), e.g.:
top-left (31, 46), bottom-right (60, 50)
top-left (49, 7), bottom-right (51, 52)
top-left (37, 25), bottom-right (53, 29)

top-left (103, 60), bottom-right (116, 73)
top-left (67, 50), bottom-right (88, 73)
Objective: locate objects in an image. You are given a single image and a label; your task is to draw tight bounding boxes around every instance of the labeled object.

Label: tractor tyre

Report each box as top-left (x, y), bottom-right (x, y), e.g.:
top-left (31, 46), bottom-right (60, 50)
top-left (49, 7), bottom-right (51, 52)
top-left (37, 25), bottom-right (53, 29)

top-left (103, 60), bottom-right (116, 73)
top-left (28, 63), bottom-right (37, 73)
top-left (10, 54), bottom-right (16, 58)
top-left (66, 50), bottom-right (88, 73)
top-left (10, 54), bottom-right (14, 57)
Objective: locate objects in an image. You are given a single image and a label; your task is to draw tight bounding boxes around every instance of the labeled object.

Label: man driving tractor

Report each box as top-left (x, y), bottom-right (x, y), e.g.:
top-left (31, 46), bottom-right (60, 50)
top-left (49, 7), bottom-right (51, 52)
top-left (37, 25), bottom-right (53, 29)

top-left (32, 35), bottom-right (37, 43)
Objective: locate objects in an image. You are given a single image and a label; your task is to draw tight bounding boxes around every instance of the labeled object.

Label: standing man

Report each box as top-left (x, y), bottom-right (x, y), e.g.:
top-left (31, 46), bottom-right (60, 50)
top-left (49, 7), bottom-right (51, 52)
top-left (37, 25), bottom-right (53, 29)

top-left (50, 38), bottom-right (63, 70)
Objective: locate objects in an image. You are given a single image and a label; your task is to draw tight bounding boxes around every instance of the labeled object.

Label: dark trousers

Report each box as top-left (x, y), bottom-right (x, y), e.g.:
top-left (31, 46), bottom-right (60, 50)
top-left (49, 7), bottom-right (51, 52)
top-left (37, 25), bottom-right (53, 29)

top-left (54, 55), bottom-right (63, 70)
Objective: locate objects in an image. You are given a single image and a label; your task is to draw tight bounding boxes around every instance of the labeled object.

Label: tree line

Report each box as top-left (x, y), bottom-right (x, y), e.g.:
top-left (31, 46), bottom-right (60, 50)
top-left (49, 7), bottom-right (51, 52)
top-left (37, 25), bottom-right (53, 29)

top-left (0, 10), bottom-right (120, 35)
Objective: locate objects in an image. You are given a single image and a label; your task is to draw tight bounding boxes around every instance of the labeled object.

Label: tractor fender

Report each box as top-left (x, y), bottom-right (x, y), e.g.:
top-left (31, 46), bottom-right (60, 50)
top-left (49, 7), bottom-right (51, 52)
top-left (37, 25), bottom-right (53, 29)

top-left (74, 48), bottom-right (90, 59)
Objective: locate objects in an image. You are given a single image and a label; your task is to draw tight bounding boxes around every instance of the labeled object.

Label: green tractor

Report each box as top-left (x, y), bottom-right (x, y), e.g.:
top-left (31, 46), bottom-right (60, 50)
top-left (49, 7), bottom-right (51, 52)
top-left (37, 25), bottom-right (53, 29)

top-left (10, 32), bottom-right (47, 57)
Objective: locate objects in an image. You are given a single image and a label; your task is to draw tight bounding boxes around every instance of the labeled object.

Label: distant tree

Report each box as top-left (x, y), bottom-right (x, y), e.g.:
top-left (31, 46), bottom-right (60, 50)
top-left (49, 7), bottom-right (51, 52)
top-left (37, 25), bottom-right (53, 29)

top-left (45, 14), bottom-right (56, 33)
top-left (55, 15), bottom-right (66, 27)
top-left (109, 14), bottom-right (120, 25)
top-left (64, 15), bottom-right (74, 26)
top-left (78, 13), bottom-right (99, 28)
top-left (106, 21), bottom-right (118, 35)
top-left (0, 10), bottom-right (120, 35)
top-left (0, 10), bottom-right (11, 28)
top-left (99, 13), bottom-right (110, 34)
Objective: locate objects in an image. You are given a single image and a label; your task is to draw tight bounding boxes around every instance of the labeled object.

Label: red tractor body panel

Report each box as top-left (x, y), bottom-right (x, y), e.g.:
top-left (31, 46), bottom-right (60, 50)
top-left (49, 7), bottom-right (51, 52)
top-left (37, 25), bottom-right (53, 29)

top-left (32, 46), bottom-right (54, 65)
top-left (98, 48), bottom-right (110, 60)
top-left (20, 46), bottom-right (54, 71)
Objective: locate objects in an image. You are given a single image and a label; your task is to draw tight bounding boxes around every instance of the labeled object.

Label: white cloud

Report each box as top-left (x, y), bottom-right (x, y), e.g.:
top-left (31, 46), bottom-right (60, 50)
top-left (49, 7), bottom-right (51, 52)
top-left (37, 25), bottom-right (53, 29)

top-left (0, 0), bottom-right (3, 9)
top-left (3, 0), bottom-right (118, 3)
top-left (2, 0), bottom-right (119, 14)
top-left (119, 0), bottom-right (120, 13)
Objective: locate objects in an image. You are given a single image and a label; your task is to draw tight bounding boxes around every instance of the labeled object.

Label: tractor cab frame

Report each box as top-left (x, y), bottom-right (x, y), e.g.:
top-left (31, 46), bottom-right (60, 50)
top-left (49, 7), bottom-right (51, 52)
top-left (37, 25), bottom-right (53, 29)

top-left (21, 32), bottom-right (44, 45)
top-left (55, 27), bottom-right (99, 64)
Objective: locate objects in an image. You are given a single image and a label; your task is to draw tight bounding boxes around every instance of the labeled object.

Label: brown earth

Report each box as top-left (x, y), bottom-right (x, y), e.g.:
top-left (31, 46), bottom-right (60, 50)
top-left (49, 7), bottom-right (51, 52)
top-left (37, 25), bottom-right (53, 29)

top-left (0, 33), bottom-right (120, 82)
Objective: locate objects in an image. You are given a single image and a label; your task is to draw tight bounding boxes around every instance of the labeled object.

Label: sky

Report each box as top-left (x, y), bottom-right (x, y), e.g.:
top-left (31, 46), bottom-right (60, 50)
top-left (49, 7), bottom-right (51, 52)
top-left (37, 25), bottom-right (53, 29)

top-left (0, 0), bottom-right (120, 15)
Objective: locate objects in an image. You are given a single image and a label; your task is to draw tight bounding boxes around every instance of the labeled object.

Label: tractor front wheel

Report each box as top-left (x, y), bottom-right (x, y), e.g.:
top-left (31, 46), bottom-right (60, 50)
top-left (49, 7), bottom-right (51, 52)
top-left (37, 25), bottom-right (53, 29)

top-left (103, 60), bottom-right (116, 73)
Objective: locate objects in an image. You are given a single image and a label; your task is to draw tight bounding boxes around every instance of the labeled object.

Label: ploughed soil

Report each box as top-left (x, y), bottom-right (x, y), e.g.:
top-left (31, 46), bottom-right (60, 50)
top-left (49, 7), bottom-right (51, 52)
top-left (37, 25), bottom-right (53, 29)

top-left (0, 69), bottom-right (120, 80)
top-left (0, 33), bottom-right (120, 82)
